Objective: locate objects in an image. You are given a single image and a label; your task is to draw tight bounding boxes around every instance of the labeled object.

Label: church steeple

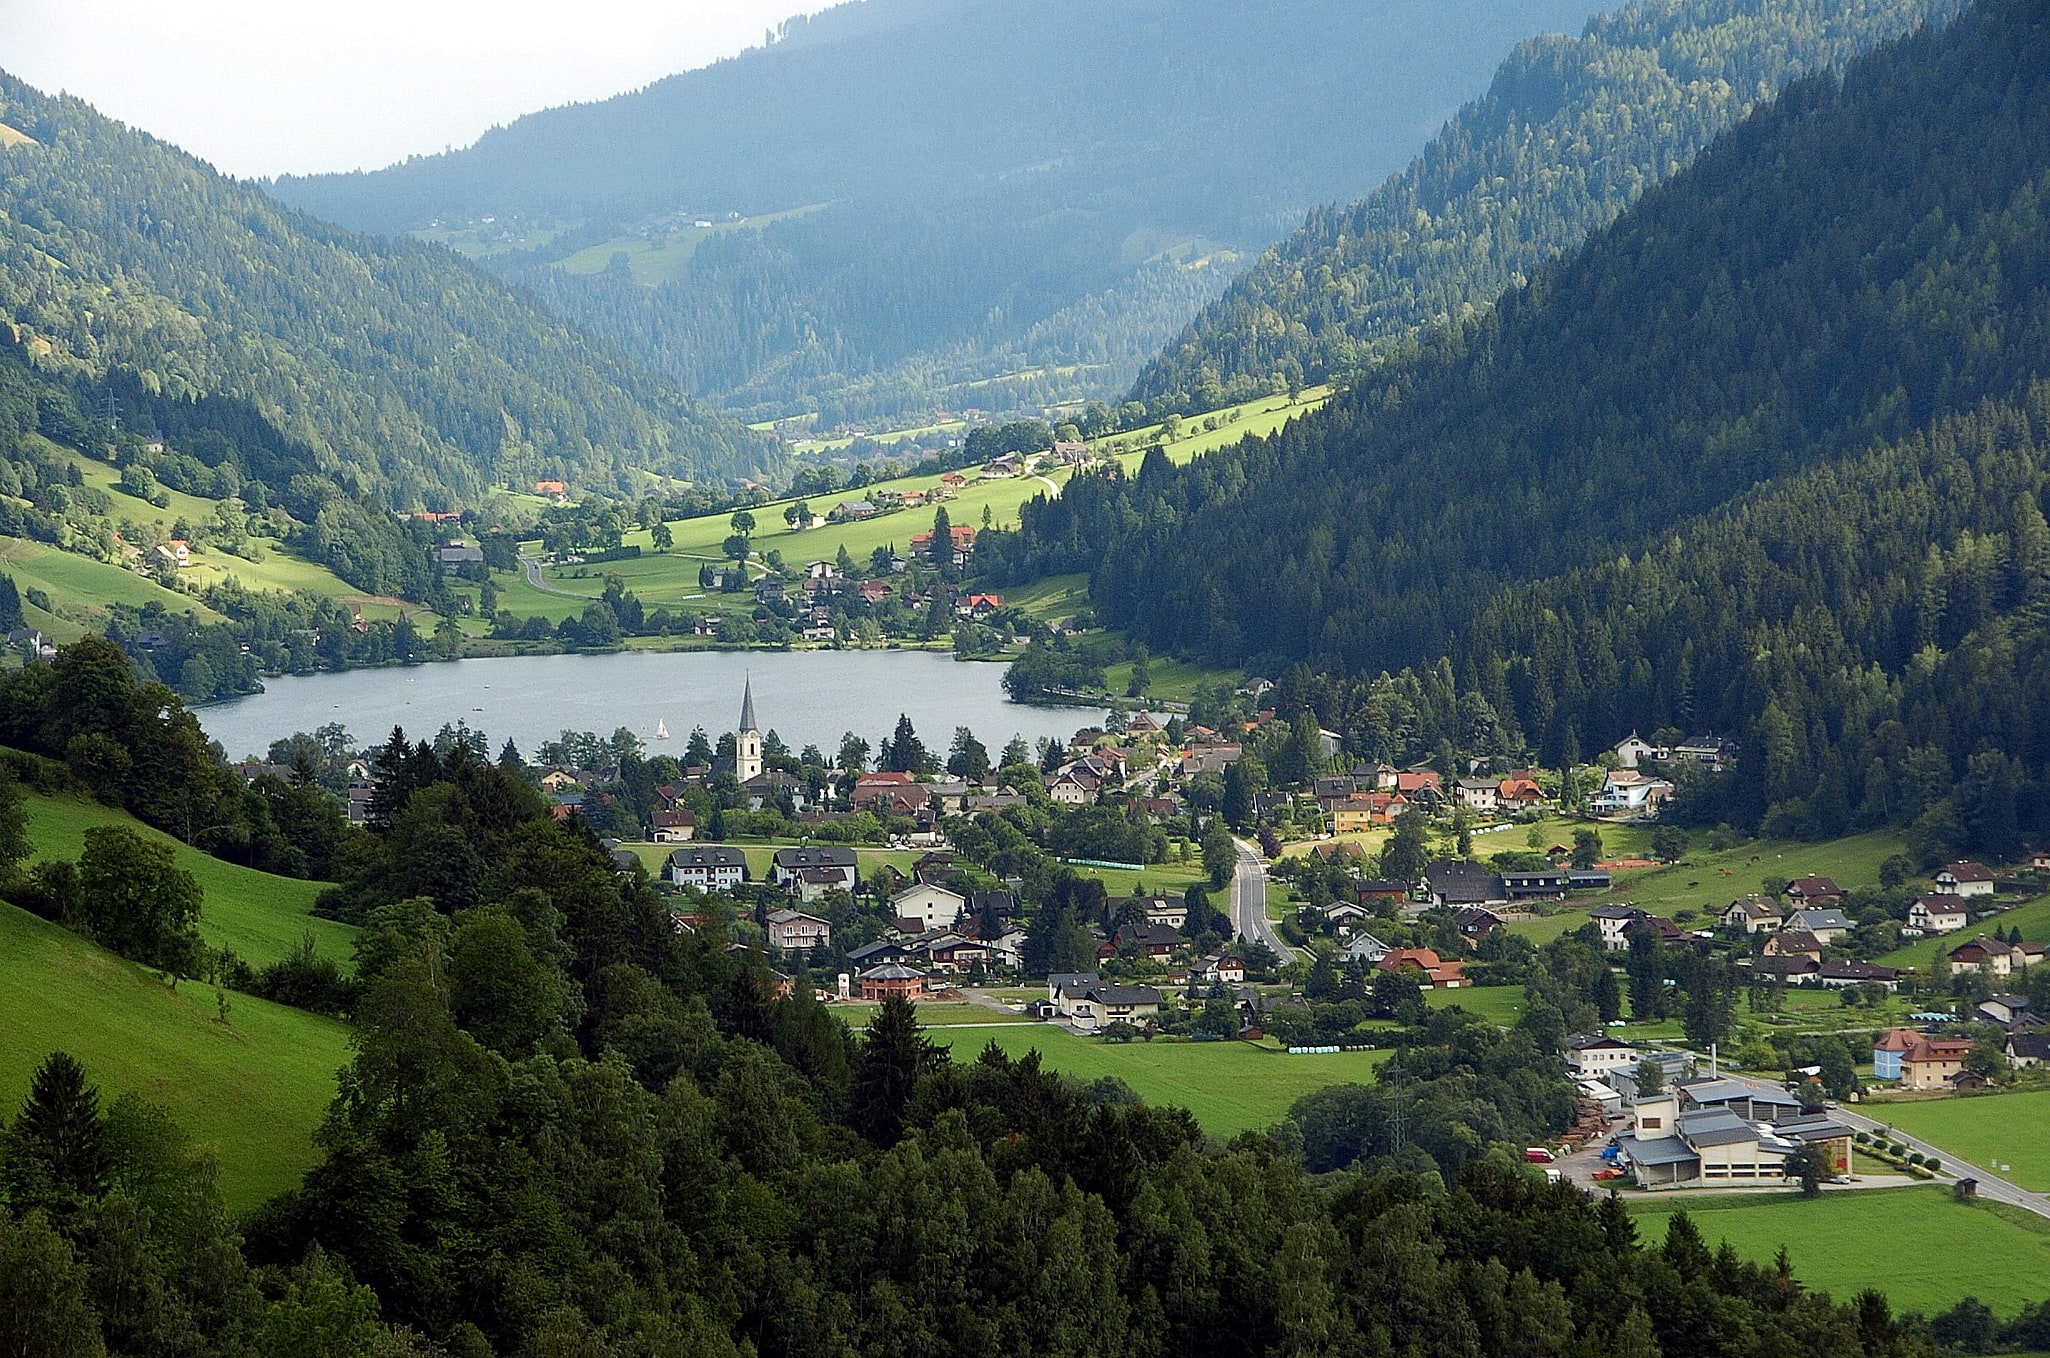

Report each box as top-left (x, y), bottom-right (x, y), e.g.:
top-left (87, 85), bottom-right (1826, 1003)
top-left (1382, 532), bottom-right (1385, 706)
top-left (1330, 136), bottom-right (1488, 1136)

top-left (735, 677), bottom-right (763, 783)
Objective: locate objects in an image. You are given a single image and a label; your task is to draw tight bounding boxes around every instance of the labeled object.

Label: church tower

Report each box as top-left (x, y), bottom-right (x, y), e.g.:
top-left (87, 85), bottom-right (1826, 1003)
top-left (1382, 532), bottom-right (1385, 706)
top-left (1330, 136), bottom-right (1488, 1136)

top-left (735, 677), bottom-right (763, 783)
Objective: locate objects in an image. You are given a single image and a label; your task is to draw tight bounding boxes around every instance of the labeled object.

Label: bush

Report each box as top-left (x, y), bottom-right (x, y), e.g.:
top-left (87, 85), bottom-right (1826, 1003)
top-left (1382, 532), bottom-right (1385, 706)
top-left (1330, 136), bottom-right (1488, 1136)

top-left (1906, 1152), bottom-right (1925, 1166)
top-left (1854, 1131), bottom-right (1870, 1144)
top-left (1925, 1158), bottom-right (1940, 1172)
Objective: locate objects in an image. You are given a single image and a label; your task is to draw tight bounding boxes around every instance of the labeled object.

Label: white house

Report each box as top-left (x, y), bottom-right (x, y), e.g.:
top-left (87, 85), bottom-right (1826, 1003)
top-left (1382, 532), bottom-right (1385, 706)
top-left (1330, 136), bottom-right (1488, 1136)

top-left (1720, 896), bottom-right (1784, 934)
top-left (1613, 733), bottom-right (1660, 768)
top-left (1785, 908), bottom-right (1853, 944)
top-left (1907, 894), bottom-right (1969, 935)
top-left (666, 846), bottom-right (747, 892)
top-left (771, 846), bottom-right (859, 894)
top-left (1566, 1034), bottom-right (1639, 1079)
top-left (891, 883), bottom-right (967, 932)
top-left (1935, 862), bottom-right (1997, 899)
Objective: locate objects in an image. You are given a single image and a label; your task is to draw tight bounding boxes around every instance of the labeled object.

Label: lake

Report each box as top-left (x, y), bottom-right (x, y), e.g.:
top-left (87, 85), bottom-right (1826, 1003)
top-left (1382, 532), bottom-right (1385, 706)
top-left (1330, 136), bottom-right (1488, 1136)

top-left (197, 650), bottom-right (1105, 762)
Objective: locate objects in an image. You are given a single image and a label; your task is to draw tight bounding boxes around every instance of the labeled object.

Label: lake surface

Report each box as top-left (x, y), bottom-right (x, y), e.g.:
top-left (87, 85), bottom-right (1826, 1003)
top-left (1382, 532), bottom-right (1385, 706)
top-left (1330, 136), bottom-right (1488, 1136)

top-left (198, 650), bottom-right (1104, 762)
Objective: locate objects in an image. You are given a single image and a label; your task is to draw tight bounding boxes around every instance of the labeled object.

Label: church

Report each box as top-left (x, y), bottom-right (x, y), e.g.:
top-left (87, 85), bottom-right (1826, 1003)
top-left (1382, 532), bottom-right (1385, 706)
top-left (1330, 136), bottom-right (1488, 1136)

top-left (732, 679), bottom-right (803, 812)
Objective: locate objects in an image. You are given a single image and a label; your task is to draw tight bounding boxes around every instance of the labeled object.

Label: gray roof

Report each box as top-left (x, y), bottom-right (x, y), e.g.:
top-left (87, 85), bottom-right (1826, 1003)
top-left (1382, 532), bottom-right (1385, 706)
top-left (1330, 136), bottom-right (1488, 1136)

top-left (1773, 1115), bottom-right (1855, 1143)
top-left (773, 846), bottom-right (858, 869)
top-left (1677, 1108), bottom-right (1760, 1148)
top-left (848, 940), bottom-right (908, 963)
top-left (1084, 985), bottom-right (1163, 1006)
top-left (860, 963), bottom-right (925, 980)
top-left (1620, 1134), bottom-right (1698, 1167)
top-left (739, 677), bottom-right (757, 733)
top-left (1788, 908), bottom-right (1852, 931)
top-left (1049, 972), bottom-right (1101, 993)
top-left (1679, 1077), bottom-right (1805, 1111)
top-left (668, 846), bottom-right (747, 869)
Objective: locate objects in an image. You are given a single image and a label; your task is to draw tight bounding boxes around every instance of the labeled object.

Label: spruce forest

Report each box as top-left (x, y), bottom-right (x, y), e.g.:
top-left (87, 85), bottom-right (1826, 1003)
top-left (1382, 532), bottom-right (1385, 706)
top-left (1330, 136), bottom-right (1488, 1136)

top-left (985, 0), bottom-right (2050, 854)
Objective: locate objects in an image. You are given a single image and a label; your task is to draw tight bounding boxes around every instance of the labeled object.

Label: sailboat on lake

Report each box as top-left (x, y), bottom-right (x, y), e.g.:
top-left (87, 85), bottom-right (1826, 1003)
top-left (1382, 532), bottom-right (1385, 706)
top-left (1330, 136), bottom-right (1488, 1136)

top-left (655, 719), bottom-right (671, 740)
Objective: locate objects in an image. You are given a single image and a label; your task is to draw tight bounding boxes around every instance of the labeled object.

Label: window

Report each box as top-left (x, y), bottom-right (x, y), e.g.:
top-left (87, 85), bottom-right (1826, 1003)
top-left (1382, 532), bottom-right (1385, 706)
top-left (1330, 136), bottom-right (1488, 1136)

top-left (1640, 1117), bottom-right (1661, 1130)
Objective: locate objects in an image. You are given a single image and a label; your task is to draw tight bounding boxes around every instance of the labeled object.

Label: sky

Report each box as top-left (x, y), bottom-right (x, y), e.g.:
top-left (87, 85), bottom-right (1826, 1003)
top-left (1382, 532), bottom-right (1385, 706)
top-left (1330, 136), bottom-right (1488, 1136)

top-left (6, 0), bottom-right (825, 180)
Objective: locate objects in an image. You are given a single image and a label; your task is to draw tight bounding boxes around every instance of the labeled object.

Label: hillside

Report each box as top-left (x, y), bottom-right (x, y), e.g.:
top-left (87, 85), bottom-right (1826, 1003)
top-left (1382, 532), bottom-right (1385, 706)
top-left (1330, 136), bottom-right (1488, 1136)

top-left (1130, 0), bottom-right (1962, 411)
top-left (0, 72), bottom-right (776, 512)
top-left (0, 900), bottom-right (347, 1209)
top-left (983, 0), bottom-right (2050, 847)
top-left (271, 0), bottom-right (1608, 427)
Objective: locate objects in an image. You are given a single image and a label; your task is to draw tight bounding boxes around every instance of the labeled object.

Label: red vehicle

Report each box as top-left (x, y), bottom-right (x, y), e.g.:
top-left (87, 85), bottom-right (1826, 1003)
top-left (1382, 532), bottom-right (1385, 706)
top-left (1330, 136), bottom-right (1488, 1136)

top-left (1524, 1147), bottom-right (1556, 1164)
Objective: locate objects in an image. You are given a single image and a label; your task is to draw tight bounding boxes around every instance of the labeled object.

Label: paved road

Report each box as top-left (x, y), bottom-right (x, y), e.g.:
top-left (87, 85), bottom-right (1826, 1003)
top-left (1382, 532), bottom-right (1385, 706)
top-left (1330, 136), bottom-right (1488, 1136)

top-left (520, 551), bottom-right (709, 602)
top-left (1231, 838), bottom-right (1297, 961)
top-left (1032, 473), bottom-right (1063, 500)
top-left (1837, 1104), bottom-right (2050, 1221)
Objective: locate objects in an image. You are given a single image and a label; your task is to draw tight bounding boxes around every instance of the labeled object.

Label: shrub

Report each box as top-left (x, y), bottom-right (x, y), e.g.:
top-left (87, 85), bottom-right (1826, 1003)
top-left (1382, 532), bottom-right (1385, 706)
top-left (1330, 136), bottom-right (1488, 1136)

top-left (1925, 1158), bottom-right (1940, 1172)
top-left (1906, 1152), bottom-right (1925, 1166)
top-left (1854, 1131), bottom-right (1870, 1144)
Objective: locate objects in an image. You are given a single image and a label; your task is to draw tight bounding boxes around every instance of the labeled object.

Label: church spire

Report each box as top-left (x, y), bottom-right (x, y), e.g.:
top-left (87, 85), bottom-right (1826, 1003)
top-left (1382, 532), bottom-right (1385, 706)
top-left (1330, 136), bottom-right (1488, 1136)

top-left (739, 675), bottom-right (757, 734)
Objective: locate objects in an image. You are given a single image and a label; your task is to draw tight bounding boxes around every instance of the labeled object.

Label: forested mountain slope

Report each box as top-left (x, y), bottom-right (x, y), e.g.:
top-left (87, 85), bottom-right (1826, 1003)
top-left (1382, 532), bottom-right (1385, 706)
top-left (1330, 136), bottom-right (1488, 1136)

top-left (271, 0), bottom-right (1607, 427)
top-left (0, 75), bottom-right (775, 508)
top-left (1129, 0), bottom-right (1962, 412)
top-left (985, 0), bottom-right (2050, 848)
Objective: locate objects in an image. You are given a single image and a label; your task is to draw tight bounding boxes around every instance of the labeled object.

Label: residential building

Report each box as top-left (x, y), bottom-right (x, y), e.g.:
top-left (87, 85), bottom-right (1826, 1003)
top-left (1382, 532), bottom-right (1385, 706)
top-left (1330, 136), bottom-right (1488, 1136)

top-left (1785, 908), bottom-right (1853, 943)
top-left (1066, 984), bottom-right (1163, 1031)
top-left (1873, 1028), bottom-right (1974, 1089)
top-left (1763, 930), bottom-right (1825, 963)
top-left (1422, 860), bottom-right (1507, 910)
top-left (1048, 973), bottom-right (1102, 1019)
top-left (851, 771), bottom-right (920, 812)
top-left (2006, 1033), bottom-right (2050, 1068)
top-left (1345, 932), bottom-right (1391, 963)
top-left (1500, 870), bottom-right (1571, 901)
top-left (771, 846), bottom-right (859, 893)
top-left (891, 883), bottom-right (967, 932)
top-left (1454, 778), bottom-right (1501, 813)
top-left (1671, 735), bottom-right (1737, 768)
top-left (1785, 875), bottom-right (1844, 904)
top-left (1935, 861), bottom-right (1997, 899)
top-left (765, 909), bottom-right (831, 955)
top-left (1589, 905), bottom-right (1646, 952)
top-left (1907, 894), bottom-right (1969, 934)
top-left (1451, 906), bottom-right (1504, 941)
top-left (1721, 896), bottom-right (1785, 934)
top-left (1613, 733), bottom-right (1660, 768)
top-left (858, 963), bottom-right (926, 1001)
top-left (1101, 922), bottom-right (1182, 961)
top-left (1948, 934), bottom-right (2045, 979)
top-left (651, 809), bottom-right (697, 842)
top-left (666, 846), bottom-right (747, 892)
top-left (1975, 995), bottom-right (2041, 1029)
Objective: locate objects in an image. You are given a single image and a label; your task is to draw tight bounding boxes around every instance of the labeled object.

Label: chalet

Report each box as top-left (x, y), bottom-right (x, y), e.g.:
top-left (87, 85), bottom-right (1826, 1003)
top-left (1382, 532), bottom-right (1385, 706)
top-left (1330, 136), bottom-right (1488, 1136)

top-left (753, 576), bottom-right (787, 605)
top-left (1497, 776), bottom-right (1546, 813)
top-left (1377, 948), bottom-right (1465, 989)
top-left (1785, 908), bottom-right (1853, 944)
top-left (1591, 769), bottom-right (1675, 816)
top-left (1048, 973), bottom-right (1102, 1019)
top-left (954, 592), bottom-right (1004, 618)
top-left (666, 846), bottom-right (747, 892)
top-left (858, 963), bottom-right (926, 1001)
top-left (651, 809), bottom-right (698, 842)
top-left (1908, 894), bottom-right (1969, 935)
top-left (890, 883), bottom-right (967, 932)
top-left (764, 909), bottom-right (831, 955)
top-left (1935, 861), bottom-right (1997, 899)
top-left (1129, 896), bottom-right (1188, 930)
top-left (1194, 953), bottom-right (1247, 985)
top-left (771, 846), bottom-right (859, 894)
top-left (1948, 934), bottom-right (2045, 979)
top-left (1590, 905), bottom-right (1654, 952)
top-left (1451, 906), bottom-right (1504, 941)
top-left (1314, 777), bottom-right (1360, 809)
top-left (1355, 879), bottom-right (1411, 904)
top-left (910, 525), bottom-right (977, 565)
top-left (832, 500), bottom-right (879, 521)
top-left (925, 935), bottom-right (994, 972)
top-left (1721, 896), bottom-right (1785, 934)
top-left (858, 580), bottom-right (892, 605)
top-left (791, 866), bottom-right (851, 903)
top-left (1566, 1034), bottom-right (1639, 1079)
top-left (534, 480), bottom-right (568, 502)
top-left (1180, 744), bottom-right (1244, 777)
top-left (1323, 901), bottom-right (1372, 930)
top-left (1394, 770), bottom-right (1443, 799)
top-left (1786, 875), bottom-right (1845, 904)
top-left (1101, 922), bottom-right (1182, 961)
top-left (1052, 440), bottom-right (1090, 464)
top-left (848, 939), bottom-right (916, 970)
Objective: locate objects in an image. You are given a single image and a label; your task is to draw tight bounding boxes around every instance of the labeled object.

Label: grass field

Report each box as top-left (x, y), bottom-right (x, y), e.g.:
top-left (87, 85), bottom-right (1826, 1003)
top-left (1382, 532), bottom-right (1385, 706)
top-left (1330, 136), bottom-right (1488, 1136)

top-left (0, 901), bottom-right (348, 1210)
top-left (1631, 1187), bottom-right (2050, 1314)
top-left (1870, 1092), bottom-right (2050, 1192)
top-left (831, 1002), bottom-right (1032, 1026)
top-left (0, 535), bottom-right (224, 623)
top-left (23, 791), bottom-right (356, 970)
top-left (1425, 985), bottom-right (1526, 1027)
top-left (925, 1025), bottom-right (1387, 1138)
top-left (553, 204), bottom-right (828, 287)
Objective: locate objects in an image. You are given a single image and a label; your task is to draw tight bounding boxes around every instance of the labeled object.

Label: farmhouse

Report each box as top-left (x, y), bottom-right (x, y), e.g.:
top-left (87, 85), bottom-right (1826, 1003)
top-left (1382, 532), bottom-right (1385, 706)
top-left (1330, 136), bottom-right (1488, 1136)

top-left (1377, 948), bottom-right (1465, 989)
top-left (1421, 860), bottom-right (1507, 910)
top-left (1948, 934), bottom-right (2046, 979)
top-left (1785, 875), bottom-right (1845, 904)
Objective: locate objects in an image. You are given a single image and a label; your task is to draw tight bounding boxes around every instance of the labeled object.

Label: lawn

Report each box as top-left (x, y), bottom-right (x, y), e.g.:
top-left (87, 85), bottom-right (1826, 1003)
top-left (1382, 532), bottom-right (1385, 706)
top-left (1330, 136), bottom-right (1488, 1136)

top-left (0, 901), bottom-right (349, 1210)
top-left (1630, 1187), bottom-right (2050, 1314)
top-left (830, 1002), bottom-right (1033, 1026)
top-left (616, 841), bottom-right (922, 881)
top-left (23, 791), bottom-right (357, 971)
top-left (0, 535), bottom-right (224, 622)
top-left (1079, 856), bottom-right (1208, 898)
top-left (1426, 985), bottom-right (1525, 1027)
top-left (1593, 829), bottom-right (1905, 920)
top-left (1873, 892), bottom-right (2050, 969)
top-left (1871, 1092), bottom-right (2050, 1192)
top-left (925, 1025), bottom-right (1388, 1138)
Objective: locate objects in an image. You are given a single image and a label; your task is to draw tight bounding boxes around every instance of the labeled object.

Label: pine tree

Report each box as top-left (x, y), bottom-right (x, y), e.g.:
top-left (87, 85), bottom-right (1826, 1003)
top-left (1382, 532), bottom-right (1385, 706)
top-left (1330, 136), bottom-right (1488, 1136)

top-left (849, 998), bottom-right (937, 1147)
top-left (1, 1052), bottom-right (108, 1214)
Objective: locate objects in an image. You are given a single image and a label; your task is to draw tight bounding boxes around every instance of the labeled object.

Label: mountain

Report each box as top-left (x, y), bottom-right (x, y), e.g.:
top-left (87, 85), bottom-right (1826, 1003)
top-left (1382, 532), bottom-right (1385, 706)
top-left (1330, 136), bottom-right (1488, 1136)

top-left (985, 0), bottom-right (2050, 847)
top-left (270, 0), bottom-right (1609, 428)
top-left (1128, 0), bottom-right (1963, 412)
top-left (0, 73), bottom-right (776, 511)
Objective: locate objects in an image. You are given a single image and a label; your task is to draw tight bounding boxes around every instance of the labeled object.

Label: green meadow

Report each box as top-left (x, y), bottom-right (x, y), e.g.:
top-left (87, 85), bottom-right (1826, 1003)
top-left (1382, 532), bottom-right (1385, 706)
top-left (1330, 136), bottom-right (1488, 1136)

top-left (1872, 1092), bottom-right (2050, 1192)
top-left (22, 790), bottom-right (357, 970)
top-left (0, 900), bottom-right (349, 1210)
top-left (1631, 1187), bottom-right (2050, 1314)
top-left (926, 1025), bottom-right (1386, 1139)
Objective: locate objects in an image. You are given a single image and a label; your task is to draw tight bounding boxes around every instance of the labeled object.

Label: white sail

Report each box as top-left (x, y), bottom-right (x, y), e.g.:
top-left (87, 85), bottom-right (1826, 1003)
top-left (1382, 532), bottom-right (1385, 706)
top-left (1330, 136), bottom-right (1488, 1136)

top-left (655, 719), bottom-right (671, 739)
